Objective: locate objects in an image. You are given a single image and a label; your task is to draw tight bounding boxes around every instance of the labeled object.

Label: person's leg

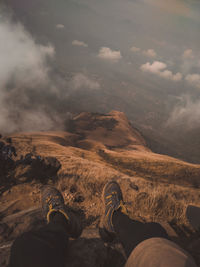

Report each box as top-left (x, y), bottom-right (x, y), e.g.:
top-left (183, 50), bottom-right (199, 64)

top-left (9, 186), bottom-right (82, 267)
top-left (9, 212), bottom-right (69, 267)
top-left (112, 210), bottom-right (168, 257)
top-left (99, 181), bottom-right (168, 258)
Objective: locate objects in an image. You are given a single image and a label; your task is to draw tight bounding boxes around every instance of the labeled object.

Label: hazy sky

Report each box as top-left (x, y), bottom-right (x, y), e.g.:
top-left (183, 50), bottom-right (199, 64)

top-left (1, 0), bottom-right (200, 145)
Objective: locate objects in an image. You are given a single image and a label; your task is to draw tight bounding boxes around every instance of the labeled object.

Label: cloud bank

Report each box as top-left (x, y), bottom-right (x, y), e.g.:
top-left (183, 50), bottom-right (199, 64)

top-left (140, 61), bottom-right (182, 81)
top-left (185, 74), bottom-right (200, 88)
top-left (167, 95), bottom-right (200, 129)
top-left (0, 10), bottom-right (79, 134)
top-left (0, 18), bottom-right (55, 88)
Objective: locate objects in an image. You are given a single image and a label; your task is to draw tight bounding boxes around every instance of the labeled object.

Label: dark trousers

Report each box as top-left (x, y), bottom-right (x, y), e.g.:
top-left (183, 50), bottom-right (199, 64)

top-left (9, 213), bottom-right (69, 267)
top-left (112, 210), bottom-right (169, 258)
top-left (9, 211), bottom-right (168, 267)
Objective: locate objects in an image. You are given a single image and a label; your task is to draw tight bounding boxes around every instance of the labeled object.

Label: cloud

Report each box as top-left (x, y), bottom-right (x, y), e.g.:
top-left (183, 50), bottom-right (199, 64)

top-left (98, 47), bottom-right (122, 62)
top-left (0, 7), bottom-right (107, 134)
top-left (181, 49), bottom-right (200, 75)
top-left (183, 49), bottom-right (194, 59)
top-left (0, 10), bottom-right (71, 134)
top-left (143, 49), bottom-right (156, 57)
top-left (72, 40), bottom-right (88, 47)
top-left (167, 95), bottom-right (200, 129)
top-left (130, 46), bottom-right (157, 58)
top-left (141, 61), bottom-right (166, 72)
top-left (0, 19), bottom-right (55, 88)
top-left (130, 46), bottom-right (141, 52)
top-left (140, 61), bottom-right (182, 81)
top-left (185, 74), bottom-right (200, 88)
top-left (71, 73), bottom-right (100, 90)
top-left (56, 24), bottom-right (65, 29)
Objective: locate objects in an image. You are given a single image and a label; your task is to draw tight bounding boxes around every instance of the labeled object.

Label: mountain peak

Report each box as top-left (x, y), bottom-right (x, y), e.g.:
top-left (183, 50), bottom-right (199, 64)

top-left (70, 110), bottom-right (148, 151)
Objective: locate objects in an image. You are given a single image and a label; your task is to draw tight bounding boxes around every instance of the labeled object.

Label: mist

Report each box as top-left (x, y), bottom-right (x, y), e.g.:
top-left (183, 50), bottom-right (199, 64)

top-left (167, 95), bottom-right (200, 130)
top-left (0, 6), bottom-right (103, 134)
top-left (0, 9), bottom-right (61, 133)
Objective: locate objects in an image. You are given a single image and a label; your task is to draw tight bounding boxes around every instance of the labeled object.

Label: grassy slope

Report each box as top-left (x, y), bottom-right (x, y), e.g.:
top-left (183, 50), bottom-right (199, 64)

top-left (3, 130), bottom-right (199, 227)
top-left (0, 112), bottom-right (200, 265)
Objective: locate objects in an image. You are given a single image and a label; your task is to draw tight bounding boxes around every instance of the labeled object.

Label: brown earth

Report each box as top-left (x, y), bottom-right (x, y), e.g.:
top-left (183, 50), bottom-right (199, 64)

top-left (0, 111), bottom-right (200, 266)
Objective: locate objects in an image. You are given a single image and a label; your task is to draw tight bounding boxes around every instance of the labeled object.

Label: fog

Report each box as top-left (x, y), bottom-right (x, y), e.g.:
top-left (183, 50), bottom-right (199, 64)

top-left (0, 10), bottom-right (60, 132)
top-left (0, 6), bottom-right (102, 133)
top-left (167, 95), bottom-right (200, 130)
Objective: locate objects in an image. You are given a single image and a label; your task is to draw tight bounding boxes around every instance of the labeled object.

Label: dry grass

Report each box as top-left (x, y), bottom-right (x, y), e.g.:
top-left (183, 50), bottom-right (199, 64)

top-left (1, 112), bottom-right (199, 265)
top-left (98, 149), bottom-right (200, 188)
top-left (122, 179), bottom-right (200, 225)
top-left (5, 131), bottom-right (200, 228)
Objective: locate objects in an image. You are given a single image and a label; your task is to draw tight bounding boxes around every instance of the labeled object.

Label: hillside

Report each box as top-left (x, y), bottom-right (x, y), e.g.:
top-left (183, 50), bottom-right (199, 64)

top-left (0, 111), bottom-right (200, 266)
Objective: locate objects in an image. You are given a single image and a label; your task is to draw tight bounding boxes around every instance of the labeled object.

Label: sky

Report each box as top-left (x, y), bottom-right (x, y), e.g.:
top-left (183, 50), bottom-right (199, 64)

top-left (1, 0), bottom-right (200, 161)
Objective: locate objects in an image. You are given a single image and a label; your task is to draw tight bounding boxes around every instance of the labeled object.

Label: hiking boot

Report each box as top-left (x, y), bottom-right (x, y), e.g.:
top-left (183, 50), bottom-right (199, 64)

top-left (99, 181), bottom-right (127, 242)
top-left (41, 185), bottom-right (82, 238)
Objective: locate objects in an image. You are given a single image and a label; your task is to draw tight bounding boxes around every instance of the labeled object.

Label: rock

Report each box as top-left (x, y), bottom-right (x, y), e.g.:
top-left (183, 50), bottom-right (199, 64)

top-left (15, 156), bottom-right (61, 183)
top-left (42, 157), bottom-right (61, 171)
